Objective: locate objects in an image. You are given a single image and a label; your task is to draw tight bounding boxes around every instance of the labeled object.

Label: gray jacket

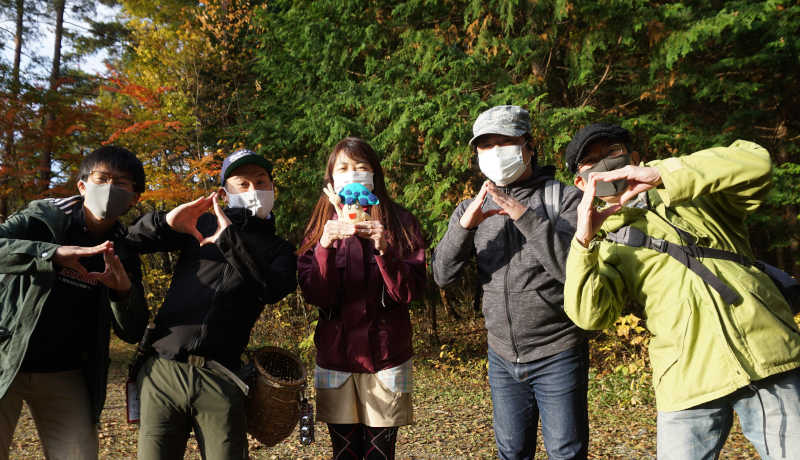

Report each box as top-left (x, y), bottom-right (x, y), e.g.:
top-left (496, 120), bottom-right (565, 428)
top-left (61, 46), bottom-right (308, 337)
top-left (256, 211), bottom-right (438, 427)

top-left (432, 165), bottom-right (584, 363)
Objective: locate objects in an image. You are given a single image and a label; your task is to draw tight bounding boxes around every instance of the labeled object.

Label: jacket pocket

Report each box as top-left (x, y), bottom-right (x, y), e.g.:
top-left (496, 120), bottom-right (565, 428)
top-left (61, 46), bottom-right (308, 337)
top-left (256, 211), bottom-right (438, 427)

top-left (733, 271), bottom-right (800, 367)
top-left (314, 318), bottom-right (348, 367)
top-left (377, 306), bottom-right (412, 361)
top-left (648, 297), bottom-right (693, 390)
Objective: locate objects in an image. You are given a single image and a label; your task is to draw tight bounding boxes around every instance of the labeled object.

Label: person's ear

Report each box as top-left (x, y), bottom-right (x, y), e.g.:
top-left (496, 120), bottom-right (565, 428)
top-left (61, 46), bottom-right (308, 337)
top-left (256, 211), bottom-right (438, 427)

top-left (78, 179), bottom-right (87, 196)
top-left (574, 174), bottom-right (587, 191)
top-left (218, 187), bottom-right (229, 205)
top-left (631, 151), bottom-right (640, 165)
top-left (128, 193), bottom-right (141, 207)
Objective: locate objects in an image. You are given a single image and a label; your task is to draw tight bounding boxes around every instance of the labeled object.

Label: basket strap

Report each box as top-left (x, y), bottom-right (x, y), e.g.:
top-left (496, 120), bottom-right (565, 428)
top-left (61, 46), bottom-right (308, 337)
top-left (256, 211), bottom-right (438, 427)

top-left (205, 359), bottom-right (250, 396)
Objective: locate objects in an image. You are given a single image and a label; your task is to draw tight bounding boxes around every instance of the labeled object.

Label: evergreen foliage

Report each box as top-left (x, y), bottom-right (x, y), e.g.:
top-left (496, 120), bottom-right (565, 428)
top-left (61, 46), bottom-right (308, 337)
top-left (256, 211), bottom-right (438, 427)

top-left (244, 0), bottom-right (800, 264)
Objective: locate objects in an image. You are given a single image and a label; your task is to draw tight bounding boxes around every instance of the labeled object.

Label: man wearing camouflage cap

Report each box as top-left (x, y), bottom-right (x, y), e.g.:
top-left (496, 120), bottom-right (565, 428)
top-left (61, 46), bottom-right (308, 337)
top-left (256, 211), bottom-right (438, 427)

top-left (433, 106), bottom-right (589, 459)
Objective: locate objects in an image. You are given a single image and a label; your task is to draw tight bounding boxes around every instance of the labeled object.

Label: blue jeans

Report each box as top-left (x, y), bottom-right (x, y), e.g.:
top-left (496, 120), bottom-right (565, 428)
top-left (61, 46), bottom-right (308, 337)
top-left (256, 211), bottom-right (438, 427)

top-left (488, 342), bottom-right (589, 460)
top-left (657, 367), bottom-right (800, 460)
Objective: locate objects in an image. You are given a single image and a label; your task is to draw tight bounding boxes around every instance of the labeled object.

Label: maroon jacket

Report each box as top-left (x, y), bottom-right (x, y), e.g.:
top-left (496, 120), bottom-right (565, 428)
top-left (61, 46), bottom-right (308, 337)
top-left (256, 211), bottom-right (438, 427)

top-left (298, 210), bottom-right (426, 374)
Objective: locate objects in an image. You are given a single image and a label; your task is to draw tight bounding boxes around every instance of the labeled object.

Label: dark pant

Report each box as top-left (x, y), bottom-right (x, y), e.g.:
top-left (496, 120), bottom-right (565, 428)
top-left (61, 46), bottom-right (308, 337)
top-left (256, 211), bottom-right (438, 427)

top-left (488, 341), bottom-right (590, 460)
top-left (136, 356), bottom-right (248, 460)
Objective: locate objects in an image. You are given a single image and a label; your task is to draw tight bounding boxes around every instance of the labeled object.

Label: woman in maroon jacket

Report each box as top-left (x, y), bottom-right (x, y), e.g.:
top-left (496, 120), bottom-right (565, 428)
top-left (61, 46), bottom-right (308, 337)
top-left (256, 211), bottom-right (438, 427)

top-left (297, 137), bottom-right (426, 460)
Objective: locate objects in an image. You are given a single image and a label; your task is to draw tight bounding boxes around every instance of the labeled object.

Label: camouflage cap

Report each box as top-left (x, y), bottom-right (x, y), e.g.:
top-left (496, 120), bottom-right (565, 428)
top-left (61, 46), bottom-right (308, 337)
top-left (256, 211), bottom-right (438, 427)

top-left (469, 105), bottom-right (531, 146)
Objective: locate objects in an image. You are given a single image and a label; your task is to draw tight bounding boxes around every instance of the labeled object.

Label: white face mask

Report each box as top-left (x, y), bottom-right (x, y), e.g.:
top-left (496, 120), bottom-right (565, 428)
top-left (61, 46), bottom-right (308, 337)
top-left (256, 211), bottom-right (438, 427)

top-left (333, 171), bottom-right (374, 193)
top-left (477, 142), bottom-right (531, 186)
top-left (225, 188), bottom-right (274, 219)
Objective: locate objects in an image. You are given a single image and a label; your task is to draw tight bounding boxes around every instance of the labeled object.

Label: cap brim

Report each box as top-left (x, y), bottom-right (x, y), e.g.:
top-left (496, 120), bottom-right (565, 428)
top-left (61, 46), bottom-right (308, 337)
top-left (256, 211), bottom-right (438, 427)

top-left (571, 133), bottom-right (626, 170)
top-left (223, 156), bottom-right (274, 184)
top-left (469, 127), bottom-right (528, 146)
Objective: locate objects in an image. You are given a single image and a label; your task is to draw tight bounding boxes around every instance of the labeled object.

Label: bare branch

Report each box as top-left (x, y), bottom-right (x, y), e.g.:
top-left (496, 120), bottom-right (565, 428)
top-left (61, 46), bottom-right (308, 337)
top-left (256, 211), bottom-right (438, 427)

top-left (581, 34), bottom-right (623, 108)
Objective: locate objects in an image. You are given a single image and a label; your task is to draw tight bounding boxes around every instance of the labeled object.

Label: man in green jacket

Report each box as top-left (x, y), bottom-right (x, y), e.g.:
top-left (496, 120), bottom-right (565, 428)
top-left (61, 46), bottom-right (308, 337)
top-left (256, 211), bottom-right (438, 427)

top-left (563, 123), bottom-right (800, 459)
top-left (0, 146), bottom-right (149, 460)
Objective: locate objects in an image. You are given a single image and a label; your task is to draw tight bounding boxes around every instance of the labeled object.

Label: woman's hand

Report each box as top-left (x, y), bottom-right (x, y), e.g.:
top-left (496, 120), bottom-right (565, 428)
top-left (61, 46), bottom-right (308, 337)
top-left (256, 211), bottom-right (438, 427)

top-left (320, 220), bottom-right (356, 248)
top-left (322, 183), bottom-right (344, 219)
top-left (355, 220), bottom-right (388, 254)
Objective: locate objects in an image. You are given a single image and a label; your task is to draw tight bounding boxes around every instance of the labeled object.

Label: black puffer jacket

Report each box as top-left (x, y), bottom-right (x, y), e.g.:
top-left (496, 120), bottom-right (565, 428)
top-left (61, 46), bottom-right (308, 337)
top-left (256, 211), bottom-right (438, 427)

top-left (432, 165), bottom-right (584, 363)
top-left (126, 207), bottom-right (297, 370)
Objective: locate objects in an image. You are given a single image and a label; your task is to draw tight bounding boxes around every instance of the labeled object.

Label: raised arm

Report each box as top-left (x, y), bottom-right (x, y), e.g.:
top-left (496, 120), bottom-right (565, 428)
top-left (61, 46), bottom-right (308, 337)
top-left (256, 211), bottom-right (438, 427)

top-left (563, 238), bottom-right (628, 330)
top-left (217, 224), bottom-right (298, 304)
top-left (0, 211), bottom-right (61, 275)
top-left (649, 140), bottom-right (772, 221)
top-left (126, 211), bottom-right (195, 254)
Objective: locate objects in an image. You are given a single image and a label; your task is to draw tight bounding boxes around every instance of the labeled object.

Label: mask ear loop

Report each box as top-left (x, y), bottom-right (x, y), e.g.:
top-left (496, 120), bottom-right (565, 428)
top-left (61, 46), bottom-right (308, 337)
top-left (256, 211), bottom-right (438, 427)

top-left (514, 141), bottom-right (533, 177)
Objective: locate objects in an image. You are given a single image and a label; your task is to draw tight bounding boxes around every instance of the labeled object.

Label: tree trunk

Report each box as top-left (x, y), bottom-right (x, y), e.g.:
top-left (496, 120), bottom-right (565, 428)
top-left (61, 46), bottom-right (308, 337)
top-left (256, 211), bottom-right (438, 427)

top-left (12, 0), bottom-right (23, 84)
top-left (421, 250), bottom-right (439, 345)
top-left (1, 0), bottom-right (25, 223)
top-left (39, 0), bottom-right (66, 193)
top-left (440, 287), bottom-right (461, 320)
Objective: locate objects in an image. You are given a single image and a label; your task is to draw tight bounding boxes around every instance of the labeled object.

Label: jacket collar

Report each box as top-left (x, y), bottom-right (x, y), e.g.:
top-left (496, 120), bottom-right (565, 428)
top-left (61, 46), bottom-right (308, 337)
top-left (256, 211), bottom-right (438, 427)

top-left (224, 206), bottom-right (276, 235)
top-left (26, 196), bottom-right (127, 244)
top-left (495, 164), bottom-right (557, 200)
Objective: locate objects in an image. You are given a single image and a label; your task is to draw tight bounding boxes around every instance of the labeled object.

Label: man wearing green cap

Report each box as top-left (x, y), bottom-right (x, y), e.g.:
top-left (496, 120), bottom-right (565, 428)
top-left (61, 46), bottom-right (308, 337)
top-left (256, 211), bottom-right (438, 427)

top-left (125, 149), bottom-right (297, 460)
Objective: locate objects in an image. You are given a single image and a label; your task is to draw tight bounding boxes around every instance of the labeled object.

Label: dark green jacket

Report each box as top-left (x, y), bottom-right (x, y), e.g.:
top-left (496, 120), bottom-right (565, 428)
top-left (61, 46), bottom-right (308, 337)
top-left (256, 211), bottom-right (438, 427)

top-left (0, 198), bottom-right (149, 423)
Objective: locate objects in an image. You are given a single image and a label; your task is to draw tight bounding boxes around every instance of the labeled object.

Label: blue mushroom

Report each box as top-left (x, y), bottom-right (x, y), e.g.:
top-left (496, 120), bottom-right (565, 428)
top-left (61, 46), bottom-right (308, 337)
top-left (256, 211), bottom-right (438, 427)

top-left (338, 183), bottom-right (380, 206)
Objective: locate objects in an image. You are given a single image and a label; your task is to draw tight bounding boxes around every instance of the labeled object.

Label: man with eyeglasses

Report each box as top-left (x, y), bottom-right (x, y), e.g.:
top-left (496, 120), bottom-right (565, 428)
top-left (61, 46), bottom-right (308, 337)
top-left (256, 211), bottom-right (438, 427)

top-left (433, 106), bottom-right (588, 460)
top-left (0, 146), bottom-right (149, 460)
top-left (563, 122), bottom-right (800, 459)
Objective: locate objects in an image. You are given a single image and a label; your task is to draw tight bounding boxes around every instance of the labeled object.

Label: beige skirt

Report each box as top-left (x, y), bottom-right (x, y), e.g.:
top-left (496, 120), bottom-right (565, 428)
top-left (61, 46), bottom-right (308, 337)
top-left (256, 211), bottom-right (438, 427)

top-left (316, 372), bottom-right (414, 427)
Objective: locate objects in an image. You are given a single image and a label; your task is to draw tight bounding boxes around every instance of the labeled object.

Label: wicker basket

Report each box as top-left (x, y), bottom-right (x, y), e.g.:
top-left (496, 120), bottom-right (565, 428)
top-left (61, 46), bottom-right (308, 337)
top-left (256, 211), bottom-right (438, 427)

top-left (245, 346), bottom-right (307, 447)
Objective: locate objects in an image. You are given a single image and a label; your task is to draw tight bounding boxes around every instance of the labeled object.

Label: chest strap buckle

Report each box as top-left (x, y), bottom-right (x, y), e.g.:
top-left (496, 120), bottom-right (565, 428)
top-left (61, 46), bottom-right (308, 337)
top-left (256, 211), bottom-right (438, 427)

top-left (188, 355), bottom-right (205, 368)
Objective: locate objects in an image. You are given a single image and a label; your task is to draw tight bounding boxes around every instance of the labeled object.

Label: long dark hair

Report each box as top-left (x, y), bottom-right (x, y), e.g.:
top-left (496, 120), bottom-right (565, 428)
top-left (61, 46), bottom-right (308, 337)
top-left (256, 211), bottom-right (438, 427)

top-left (297, 138), bottom-right (418, 257)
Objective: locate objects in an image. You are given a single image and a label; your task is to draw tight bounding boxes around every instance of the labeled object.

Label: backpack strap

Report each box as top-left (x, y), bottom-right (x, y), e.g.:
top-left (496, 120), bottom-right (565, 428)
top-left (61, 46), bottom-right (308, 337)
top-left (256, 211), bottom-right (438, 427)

top-left (607, 226), bottom-right (742, 305)
top-left (544, 180), bottom-right (563, 228)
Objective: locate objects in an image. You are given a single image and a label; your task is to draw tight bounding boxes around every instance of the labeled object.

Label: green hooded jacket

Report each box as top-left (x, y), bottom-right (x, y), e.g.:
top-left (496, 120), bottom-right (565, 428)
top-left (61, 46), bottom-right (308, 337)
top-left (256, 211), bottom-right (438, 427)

top-left (565, 140), bottom-right (800, 412)
top-left (0, 198), bottom-right (149, 423)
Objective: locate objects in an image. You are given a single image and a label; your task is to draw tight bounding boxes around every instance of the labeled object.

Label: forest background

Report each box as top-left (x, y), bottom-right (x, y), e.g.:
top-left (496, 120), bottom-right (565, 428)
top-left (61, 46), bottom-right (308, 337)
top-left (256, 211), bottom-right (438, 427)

top-left (2, 0), bottom-right (800, 457)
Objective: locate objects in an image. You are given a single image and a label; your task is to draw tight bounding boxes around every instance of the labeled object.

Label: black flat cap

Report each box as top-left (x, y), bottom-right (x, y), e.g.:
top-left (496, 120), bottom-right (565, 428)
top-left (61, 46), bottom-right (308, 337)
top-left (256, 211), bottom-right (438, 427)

top-left (565, 123), bottom-right (632, 173)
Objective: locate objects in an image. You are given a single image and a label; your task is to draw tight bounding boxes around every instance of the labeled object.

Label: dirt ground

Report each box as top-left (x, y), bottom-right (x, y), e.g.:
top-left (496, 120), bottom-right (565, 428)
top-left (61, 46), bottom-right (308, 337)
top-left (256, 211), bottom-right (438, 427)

top-left (8, 335), bottom-right (760, 459)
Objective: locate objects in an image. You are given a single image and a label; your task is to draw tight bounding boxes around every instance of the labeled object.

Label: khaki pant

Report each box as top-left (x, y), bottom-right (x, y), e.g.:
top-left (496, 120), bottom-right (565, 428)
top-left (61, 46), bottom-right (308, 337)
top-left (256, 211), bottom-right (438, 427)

top-left (0, 370), bottom-right (99, 460)
top-left (316, 373), bottom-right (414, 427)
top-left (136, 356), bottom-right (248, 460)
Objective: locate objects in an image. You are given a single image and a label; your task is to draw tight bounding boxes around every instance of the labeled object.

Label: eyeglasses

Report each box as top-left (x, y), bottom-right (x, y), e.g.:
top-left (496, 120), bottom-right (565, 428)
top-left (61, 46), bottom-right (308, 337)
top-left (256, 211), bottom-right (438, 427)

top-left (89, 171), bottom-right (135, 192)
top-left (577, 143), bottom-right (626, 168)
